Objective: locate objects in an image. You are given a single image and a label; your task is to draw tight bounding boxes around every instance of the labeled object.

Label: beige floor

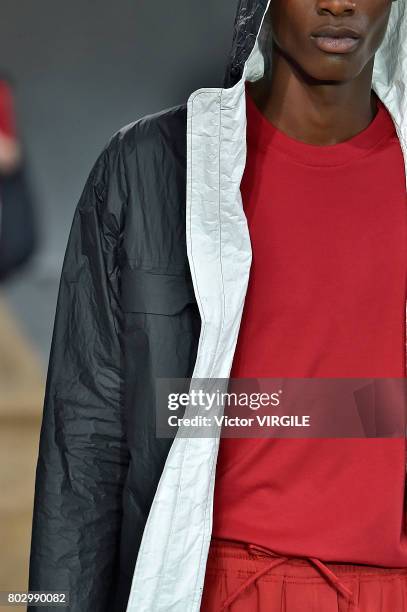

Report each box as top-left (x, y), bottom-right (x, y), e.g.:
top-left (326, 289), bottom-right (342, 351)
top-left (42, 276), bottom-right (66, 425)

top-left (0, 296), bottom-right (45, 611)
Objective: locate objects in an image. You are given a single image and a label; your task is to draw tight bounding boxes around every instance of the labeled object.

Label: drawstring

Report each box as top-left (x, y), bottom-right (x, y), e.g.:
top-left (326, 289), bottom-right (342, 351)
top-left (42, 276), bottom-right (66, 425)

top-left (218, 542), bottom-right (359, 611)
top-left (217, 548), bottom-right (288, 611)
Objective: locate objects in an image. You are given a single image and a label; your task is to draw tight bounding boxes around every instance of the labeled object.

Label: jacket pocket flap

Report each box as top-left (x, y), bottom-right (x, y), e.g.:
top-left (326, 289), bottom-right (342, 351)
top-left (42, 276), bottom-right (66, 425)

top-left (121, 267), bottom-right (197, 315)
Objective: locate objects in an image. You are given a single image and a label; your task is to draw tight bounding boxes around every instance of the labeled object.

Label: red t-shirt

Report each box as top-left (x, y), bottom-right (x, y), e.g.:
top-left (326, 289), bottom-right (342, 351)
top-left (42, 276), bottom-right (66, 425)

top-left (211, 84), bottom-right (407, 566)
top-left (0, 80), bottom-right (16, 139)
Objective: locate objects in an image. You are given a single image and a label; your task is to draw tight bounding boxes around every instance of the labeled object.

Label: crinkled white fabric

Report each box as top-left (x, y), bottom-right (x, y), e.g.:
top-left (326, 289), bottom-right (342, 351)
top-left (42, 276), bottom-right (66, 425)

top-left (126, 1), bottom-right (407, 610)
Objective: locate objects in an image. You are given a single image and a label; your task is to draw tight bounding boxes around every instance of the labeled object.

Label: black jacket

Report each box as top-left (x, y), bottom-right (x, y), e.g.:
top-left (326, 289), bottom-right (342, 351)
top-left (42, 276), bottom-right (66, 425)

top-left (27, 102), bottom-right (203, 610)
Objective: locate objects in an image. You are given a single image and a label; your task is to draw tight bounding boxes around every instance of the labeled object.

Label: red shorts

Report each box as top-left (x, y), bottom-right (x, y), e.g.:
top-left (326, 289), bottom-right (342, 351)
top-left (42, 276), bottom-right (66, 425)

top-left (200, 537), bottom-right (407, 611)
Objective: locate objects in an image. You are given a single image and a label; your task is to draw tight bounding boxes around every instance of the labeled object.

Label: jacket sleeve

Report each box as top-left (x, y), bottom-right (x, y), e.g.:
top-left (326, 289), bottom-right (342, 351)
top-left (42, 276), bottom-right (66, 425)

top-left (28, 143), bottom-right (130, 612)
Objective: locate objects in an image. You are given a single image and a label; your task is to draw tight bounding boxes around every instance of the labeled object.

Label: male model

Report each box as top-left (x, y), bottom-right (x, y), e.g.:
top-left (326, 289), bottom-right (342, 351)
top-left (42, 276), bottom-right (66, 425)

top-left (28, 1), bottom-right (407, 610)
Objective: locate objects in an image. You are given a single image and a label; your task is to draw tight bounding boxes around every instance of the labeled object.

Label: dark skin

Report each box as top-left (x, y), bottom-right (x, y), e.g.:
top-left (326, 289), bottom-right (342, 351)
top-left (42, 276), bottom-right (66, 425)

top-left (247, 0), bottom-right (396, 145)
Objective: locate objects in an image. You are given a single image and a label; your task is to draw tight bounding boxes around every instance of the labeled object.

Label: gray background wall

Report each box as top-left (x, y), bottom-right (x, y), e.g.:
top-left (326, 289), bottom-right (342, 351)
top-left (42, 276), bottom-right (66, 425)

top-left (0, 0), bottom-right (239, 361)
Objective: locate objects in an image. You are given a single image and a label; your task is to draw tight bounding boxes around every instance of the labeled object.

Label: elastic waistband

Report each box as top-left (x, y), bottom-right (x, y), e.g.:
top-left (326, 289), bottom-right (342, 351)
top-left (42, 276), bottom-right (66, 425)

top-left (207, 537), bottom-right (407, 611)
top-left (208, 537), bottom-right (407, 579)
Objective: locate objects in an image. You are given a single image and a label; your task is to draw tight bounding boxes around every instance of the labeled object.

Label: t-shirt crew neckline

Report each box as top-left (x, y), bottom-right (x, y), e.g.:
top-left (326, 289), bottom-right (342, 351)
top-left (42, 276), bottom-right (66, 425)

top-left (244, 83), bottom-right (396, 168)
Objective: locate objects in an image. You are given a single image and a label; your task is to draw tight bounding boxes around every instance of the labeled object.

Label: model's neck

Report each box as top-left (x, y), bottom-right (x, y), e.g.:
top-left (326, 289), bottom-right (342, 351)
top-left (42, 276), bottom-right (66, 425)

top-left (247, 47), bottom-right (377, 146)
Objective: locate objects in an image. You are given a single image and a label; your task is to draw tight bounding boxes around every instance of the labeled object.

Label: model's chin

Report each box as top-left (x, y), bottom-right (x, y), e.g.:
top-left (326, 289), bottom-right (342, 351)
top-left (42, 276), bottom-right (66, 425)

top-left (298, 52), bottom-right (363, 84)
top-left (277, 44), bottom-right (360, 84)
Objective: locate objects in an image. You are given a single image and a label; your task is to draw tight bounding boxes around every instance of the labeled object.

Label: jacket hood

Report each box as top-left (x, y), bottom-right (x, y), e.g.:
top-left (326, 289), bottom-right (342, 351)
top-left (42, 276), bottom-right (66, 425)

top-left (224, 0), bottom-right (407, 151)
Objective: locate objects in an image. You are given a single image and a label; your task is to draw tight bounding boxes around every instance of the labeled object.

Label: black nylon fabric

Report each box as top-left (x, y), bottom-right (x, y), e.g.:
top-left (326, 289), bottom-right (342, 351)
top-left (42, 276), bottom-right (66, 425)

top-left (27, 3), bottom-right (264, 611)
top-left (223, 0), bottom-right (269, 87)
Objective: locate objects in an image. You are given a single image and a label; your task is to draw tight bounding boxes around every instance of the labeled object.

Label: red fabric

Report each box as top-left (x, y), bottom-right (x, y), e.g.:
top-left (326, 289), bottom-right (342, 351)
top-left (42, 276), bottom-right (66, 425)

top-left (0, 80), bottom-right (16, 139)
top-left (200, 537), bottom-right (407, 611)
top-left (211, 84), bottom-right (407, 566)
